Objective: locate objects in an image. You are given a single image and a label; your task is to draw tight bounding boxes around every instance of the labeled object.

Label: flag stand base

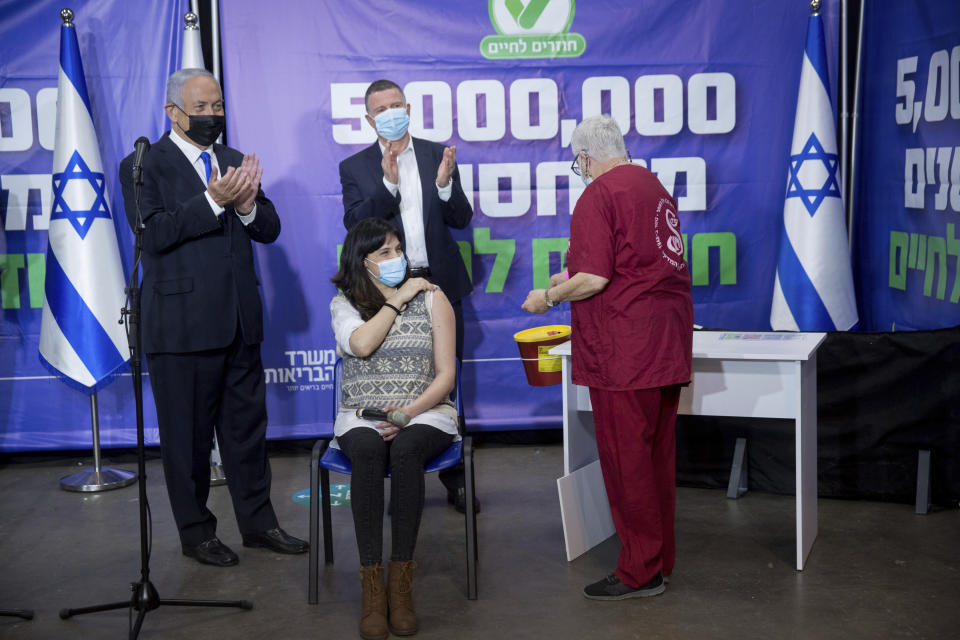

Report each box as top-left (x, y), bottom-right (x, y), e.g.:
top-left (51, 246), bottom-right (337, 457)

top-left (60, 467), bottom-right (137, 492)
top-left (210, 462), bottom-right (227, 486)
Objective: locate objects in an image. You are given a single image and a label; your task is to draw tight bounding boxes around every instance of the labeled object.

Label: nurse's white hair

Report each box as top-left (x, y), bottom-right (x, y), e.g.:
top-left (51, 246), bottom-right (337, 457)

top-left (570, 115), bottom-right (627, 162)
top-left (165, 68), bottom-right (219, 108)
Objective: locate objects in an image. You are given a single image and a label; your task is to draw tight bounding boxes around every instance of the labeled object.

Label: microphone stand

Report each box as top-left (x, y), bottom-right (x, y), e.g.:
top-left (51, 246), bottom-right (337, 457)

top-left (0, 609), bottom-right (33, 620)
top-left (59, 145), bottom-right (252, 638)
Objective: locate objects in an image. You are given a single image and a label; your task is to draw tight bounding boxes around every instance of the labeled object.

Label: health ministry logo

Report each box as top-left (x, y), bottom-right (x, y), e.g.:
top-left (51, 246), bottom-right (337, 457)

top-left (481, 0), bottom-right (585, 60)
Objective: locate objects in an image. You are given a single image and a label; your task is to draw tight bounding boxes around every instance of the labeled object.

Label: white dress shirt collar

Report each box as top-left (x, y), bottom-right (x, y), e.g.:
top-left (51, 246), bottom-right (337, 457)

top-left (169, 127), bottom-right (214, 168)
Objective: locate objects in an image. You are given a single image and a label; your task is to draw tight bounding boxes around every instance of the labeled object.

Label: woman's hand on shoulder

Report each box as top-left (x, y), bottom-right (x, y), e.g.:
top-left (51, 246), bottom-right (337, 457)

top-left (391, 277), bottom-right (437, 305)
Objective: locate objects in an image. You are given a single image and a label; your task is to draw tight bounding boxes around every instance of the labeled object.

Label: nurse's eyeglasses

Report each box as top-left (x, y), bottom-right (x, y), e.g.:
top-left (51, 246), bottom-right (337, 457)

top-left (571, 150), bottom-right (632, 176)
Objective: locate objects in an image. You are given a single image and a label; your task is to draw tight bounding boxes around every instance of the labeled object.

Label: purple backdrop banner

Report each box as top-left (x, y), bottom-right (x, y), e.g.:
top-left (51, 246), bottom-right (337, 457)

top-left (219, 0), bottom-right (839, 435)
top-left (0, 0), bottom-right (186, 451)
top-left (853, 0), bottom-right (960, 331)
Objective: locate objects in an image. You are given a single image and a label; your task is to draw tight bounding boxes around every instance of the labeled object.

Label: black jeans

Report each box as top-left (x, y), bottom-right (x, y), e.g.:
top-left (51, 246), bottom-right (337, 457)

top-left (338, 424), bottom-right (454, 565)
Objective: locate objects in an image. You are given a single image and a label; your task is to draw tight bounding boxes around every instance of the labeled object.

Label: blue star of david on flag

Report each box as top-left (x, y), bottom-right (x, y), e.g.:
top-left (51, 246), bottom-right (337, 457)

top-left (785, 132), bottom-right (841, 217)
top-left (50, 150), bottom-right (112, 240)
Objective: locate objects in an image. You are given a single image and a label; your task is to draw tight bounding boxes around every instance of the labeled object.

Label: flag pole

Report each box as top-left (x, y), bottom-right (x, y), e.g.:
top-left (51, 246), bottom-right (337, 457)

top-left (840, 0), bottom-right (849, 207)
top-left (846, 0), bottom-right (865, 250)
top-left (60, 392), bottom-right (136, 491)
top-left (211, 0), bottom-right (221, 83)
top-left (48, 7), bottom-right (135, 492)
top-left (182, 9), bottom-right (227, 486)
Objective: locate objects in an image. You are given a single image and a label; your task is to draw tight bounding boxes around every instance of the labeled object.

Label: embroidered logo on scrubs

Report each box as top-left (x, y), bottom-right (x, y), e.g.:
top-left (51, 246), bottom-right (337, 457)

top-left (654, 197), bottom-right (686, 271)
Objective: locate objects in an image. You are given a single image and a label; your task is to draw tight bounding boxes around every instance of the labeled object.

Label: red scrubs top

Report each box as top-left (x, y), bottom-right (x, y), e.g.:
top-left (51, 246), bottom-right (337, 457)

top-left (566, 164), bottom-right (693, 391)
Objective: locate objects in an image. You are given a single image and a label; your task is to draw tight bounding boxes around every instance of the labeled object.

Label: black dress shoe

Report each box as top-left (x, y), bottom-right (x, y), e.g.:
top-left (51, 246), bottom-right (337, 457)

top-left (242, 527), bottom-right (309, 554)
top-left (182, 538), bottom-right (239, 567)
top-left (447, 487), bottom-right (481, 514)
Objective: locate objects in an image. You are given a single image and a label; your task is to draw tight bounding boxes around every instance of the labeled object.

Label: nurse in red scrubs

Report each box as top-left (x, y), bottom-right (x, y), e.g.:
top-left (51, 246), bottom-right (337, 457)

top-left (522, 114), bottom-right (693, 601)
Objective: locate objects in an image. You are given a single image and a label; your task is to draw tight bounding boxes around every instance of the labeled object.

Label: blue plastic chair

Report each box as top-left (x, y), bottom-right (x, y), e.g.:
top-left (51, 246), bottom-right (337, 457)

top-left (308, 358), bottom-right (478, 602)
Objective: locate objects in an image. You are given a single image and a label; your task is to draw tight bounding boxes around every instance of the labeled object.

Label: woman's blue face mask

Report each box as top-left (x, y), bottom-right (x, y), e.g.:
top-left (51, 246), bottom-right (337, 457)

top-left (366, 254), bottom-right (407, 287)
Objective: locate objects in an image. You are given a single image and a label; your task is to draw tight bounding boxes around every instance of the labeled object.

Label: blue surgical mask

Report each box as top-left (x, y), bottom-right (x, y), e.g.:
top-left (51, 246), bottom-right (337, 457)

top-left (373, 107), bottom-right (410, 141)
top-left (367, 255), bottom-right (407, 287)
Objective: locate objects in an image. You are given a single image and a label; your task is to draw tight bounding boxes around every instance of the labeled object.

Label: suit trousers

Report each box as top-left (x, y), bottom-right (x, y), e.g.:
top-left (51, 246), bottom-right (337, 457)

top-left (146, 329), bottom-right (279, 546)
top-left (588, 384), bottom-right (681, 588)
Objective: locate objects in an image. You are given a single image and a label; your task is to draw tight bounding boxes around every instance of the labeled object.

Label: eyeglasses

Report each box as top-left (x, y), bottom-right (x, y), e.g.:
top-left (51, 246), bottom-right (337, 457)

top-left (571, 150), bottom-right (632, 176)
top-left (571, 152), bottom-right (587, 177)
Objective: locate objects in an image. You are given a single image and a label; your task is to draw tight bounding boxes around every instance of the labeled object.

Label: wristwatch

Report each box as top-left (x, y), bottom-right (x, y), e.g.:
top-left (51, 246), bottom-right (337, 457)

top-left (544, 288), bottom-right (555, 308)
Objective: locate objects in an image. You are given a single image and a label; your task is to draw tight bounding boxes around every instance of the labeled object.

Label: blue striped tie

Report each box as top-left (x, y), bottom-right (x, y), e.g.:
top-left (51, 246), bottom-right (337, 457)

top-left (200, 151), bottom-right (212, 184)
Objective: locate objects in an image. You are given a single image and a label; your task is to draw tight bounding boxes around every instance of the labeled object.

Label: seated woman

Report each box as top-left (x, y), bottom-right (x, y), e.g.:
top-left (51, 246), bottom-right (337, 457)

top-left (330, 217), bottom-right (458, 640)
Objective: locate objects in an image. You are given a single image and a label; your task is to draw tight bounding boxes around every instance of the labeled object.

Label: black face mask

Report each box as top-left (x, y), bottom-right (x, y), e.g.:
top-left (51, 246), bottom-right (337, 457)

top-left (176, 105), bottom-right (225, 147)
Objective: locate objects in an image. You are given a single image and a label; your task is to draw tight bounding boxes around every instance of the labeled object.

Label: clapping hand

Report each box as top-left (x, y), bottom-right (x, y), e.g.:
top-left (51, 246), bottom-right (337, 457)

top-left (436, 146), bottom-right (456, 188)
top-left (207, 153), bottom-right (261, 213)
top-left (206, 165), bottom-right (245, 209)
top-left (382, 141), bottom-right (400, 185)
top-left (234, 153), bottom-right (262, 214)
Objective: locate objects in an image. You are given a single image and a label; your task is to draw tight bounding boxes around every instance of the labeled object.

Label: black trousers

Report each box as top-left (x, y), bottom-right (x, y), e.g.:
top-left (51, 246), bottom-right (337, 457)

top-left (146, 331), bottom-right (278, 547)
top-left (338, 424), bottom-right (454, 565)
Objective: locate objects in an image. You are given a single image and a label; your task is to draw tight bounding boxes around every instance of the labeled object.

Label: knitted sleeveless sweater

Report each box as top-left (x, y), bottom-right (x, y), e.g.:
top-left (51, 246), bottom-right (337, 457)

top-left (340, 291), bottom-right (453, 412)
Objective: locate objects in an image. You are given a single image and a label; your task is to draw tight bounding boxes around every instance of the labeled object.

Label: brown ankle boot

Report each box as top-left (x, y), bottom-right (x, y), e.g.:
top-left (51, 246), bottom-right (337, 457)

top-left (388, 560), bottom-right (418, 636)
top-left (358, 564), bottom-right (387, 640)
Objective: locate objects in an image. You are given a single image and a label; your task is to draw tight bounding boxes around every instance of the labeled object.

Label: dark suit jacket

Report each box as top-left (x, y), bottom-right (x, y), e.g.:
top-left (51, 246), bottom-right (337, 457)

top-left (119, 132), bottom-right (280, 355)
top-left (339, 137), bottom-right (473, 302)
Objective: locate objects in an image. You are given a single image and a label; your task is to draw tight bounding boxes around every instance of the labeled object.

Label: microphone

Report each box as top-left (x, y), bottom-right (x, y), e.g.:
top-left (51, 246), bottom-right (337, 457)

top-left (132, 136), bottom-right (150, 182)
top-left (356, 408), bottom-right (411, 427)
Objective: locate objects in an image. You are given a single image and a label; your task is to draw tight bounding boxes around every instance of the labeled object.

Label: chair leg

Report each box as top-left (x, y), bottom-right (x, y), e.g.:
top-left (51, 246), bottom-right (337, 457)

top-left (308, 440), bottom-right (325, 604)
top-left (463, 436), bottom-right (478, 600)
top-left (916, 449), bottom-right (931, 515)
top-left (321, 466), bottom-right (334, 564)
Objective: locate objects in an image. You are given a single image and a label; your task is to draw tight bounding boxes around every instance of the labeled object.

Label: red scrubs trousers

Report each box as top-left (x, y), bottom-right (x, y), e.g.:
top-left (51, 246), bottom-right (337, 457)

top-left (589, 384), bottom-right (681, 588)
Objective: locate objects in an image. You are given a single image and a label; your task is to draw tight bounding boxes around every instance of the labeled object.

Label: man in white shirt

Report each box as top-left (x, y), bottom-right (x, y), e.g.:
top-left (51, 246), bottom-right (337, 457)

top-left (119, 68), bottom-right (308, 566)
top-left (339, 79), bottom-right (478, 512)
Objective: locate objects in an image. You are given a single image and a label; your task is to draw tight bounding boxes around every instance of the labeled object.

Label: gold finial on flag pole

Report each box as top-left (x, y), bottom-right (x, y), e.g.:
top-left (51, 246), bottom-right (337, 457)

top-left (184, 11), bottom-right (199, 30)
top-left (810, 0), bottom-right (821, 15)
top-left (60, 8), bottom-right (74, 26)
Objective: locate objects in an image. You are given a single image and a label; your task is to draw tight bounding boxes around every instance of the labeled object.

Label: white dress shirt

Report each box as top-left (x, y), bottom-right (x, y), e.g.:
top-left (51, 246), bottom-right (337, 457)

top-left (380, 137), bottom-right (452, 268)
top-left (168, 128), bottom-right (257, 225)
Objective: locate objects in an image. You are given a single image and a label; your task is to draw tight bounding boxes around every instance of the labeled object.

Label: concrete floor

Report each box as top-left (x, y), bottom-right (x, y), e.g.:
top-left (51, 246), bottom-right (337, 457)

top-left (0, 442), bottom-right (957, 640)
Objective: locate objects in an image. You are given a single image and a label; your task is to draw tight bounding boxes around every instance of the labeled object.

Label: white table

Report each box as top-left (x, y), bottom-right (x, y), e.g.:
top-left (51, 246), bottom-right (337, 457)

top-left (551, 330), bottom-right (826, 570)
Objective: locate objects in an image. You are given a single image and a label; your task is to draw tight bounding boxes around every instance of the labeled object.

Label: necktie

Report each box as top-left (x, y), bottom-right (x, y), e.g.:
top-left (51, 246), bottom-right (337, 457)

top-left (200, 151), bottom-right (212, 184)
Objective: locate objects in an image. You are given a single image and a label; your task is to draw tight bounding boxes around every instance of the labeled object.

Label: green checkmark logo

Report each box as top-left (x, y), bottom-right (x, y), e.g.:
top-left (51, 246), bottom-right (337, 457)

top-left (505, 0), bottom-right (551, 29)
top-left (481, 0), bottom-right (585, 60)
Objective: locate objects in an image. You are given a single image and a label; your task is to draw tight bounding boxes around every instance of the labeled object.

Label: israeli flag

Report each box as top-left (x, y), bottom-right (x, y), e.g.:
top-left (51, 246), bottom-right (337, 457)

top-left (771, 9), bottom-right (858, 331)
top-left (39, 16), bottom-right (130, 392)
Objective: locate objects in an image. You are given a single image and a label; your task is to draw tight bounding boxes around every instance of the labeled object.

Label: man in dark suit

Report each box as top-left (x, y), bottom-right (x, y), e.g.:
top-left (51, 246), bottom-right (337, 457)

top-left (339, 79), bottom-right (479, 512)
top-left (119, 68), bottom-right (307, 567)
